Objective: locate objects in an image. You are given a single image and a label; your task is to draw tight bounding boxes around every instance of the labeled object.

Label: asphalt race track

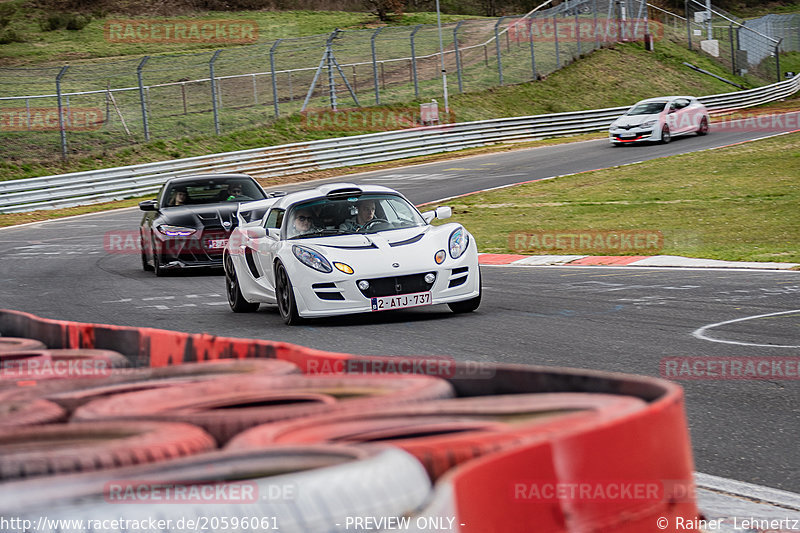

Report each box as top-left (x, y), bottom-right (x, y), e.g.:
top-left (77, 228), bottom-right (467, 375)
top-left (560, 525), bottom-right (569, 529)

top-left (1, 118), bottom-right (798, 492)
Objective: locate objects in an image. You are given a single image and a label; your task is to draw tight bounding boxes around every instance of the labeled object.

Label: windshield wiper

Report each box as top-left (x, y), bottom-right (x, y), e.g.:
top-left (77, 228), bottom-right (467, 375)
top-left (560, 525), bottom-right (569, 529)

top-left (291, 228), bottom-right (350, 239)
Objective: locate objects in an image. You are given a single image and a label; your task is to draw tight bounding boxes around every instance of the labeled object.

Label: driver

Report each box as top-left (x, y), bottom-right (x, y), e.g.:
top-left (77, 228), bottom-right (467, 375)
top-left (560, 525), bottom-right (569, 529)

top-left (340, 199), bottom-right (377, 232)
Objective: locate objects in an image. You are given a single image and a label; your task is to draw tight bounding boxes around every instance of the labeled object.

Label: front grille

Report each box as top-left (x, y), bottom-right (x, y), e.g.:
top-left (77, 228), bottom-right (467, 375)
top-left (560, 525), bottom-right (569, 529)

top-left (357, 273), bottom-right (435, 298)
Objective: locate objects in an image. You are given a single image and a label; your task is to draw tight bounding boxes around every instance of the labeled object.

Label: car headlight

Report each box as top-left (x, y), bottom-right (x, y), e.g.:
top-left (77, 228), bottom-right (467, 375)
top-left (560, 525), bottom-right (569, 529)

top-left (449, 227), bottom-right (469, 259)
top-left (157, 225), bottom-right (196, 237)
top-left (641, 120), bottom-right (656, 128)
top-left (293, 245), bottom-right (332, 273)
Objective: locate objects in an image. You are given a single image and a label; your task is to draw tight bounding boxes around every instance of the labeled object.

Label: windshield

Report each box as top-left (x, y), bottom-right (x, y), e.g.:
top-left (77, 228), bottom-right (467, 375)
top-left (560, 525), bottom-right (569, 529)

top-left (285, 194), bottom-right (426, 239)
top-left (162, 179), bottom-right (266, 208)
top-left (626, 102), bottom-right (668, 116)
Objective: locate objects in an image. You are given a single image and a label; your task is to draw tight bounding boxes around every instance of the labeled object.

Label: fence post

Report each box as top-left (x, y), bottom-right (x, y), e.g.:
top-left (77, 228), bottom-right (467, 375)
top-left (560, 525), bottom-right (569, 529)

top-left (686, 0), bottom-right (692, 50)
top-left (369, 26), bottom-right (383, 105)
top-left (252, 74), bottom-right (258, 106)
top-left (371, 27), bottom-right (382, 105)
top-left (137, 56), bottom-right (150, 142)
top-left (326, 30), bottom-right (337, 111)
top-left (495, 17), bottom-right (505, 85)
top-left (410, 25), bottom-right (422, 99)
top-left (729, 23), bottom-right (736, 75)
top-left (56, 66), bottom-right (69, 161)
top-left (25, 98), bottom-right (31, 130)
top-left (528, 17), bottom-right (537, 78)
top-left (454, 21), bottom-right (464, 93)
top-left (775, 41), bottom-right (782, 82)
top-left (554, 15), bottom-right (561, 69)
top-left (594, 0), bottom-right (599, 49)
top-left (209, 50), bottom-right (222, 135)
top-left (270, 39), bottom-right (282, 118)
top-left (576, 2), bottom-right (582, 56)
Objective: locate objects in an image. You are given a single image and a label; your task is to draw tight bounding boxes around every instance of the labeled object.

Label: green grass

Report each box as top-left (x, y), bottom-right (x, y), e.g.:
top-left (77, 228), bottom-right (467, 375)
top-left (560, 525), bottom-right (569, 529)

top-left (0, 38), bottom-right (767, 180)
top-left (0, 4), bottom-right (477, 67)
top-left (432, 133), bottom-right (800, 262)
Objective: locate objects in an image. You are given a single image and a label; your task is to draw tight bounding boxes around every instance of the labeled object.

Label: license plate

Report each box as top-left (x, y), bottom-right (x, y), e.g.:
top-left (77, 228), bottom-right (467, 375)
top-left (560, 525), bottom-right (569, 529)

top-left (371, 291), bottom-right (432, 312)
top-left (621, 134), bottom-right (635, 139)
top-left (207, 239), bottom-right (228, 249)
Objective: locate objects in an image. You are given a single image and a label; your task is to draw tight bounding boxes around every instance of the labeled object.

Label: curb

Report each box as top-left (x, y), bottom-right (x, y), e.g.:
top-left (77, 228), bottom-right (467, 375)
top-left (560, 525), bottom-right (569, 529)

top-left (479, 253), bottom-right (800, 270)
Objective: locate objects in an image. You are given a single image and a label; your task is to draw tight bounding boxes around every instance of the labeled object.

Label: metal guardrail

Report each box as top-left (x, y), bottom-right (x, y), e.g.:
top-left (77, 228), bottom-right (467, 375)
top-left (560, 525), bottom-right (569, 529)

top-left (1, 73), bottom-right (798, 214)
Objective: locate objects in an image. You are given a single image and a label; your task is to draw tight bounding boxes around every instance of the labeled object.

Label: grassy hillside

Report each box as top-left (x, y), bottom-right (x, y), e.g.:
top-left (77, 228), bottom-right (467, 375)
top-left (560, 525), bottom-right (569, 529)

top-left (0, 3), bottom-right (476, 66)
top-left (1, 36), bottom-right (771, 182)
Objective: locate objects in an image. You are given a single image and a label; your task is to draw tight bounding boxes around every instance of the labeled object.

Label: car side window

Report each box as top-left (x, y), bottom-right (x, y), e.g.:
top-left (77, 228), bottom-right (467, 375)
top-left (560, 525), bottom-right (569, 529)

top-left (264, 208), bottom-right (284, 230)
top-left (676, 99), bottom-right (690, 109)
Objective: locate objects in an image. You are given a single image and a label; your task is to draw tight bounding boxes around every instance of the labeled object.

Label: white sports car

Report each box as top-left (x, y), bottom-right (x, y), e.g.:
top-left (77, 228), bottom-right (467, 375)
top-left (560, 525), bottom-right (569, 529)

top-left (609, 96), bottom-right (709, 145)
top-left (223, 183), bottom-right (481, 324)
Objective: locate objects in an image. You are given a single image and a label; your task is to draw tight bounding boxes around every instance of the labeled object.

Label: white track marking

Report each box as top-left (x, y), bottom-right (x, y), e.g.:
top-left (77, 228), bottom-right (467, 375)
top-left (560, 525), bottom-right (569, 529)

top-left (692, 308), bottom-right (800, 348)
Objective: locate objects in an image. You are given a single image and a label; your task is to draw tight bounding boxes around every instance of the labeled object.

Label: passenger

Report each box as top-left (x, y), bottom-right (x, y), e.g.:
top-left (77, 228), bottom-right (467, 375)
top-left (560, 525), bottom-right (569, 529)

top-left (290, 207), bottom-right (319, 237)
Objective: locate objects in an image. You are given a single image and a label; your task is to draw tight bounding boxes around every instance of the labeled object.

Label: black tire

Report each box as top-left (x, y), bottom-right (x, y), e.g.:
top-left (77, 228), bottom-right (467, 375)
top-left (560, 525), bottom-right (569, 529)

top-left (660, 124), bottom-right (671, 144)
top-left (152, 239), bottom-right (166, 277)
top-left (448, 269), bottom-right (481, 314)
top-left (697, 116), bottom-right (709, 136)
top-left (225, 253), bottom-right (259, 313)
top-left (140, 236), bottom-right (153, 272)
top-left (276, 262), bottom-right (301, 325)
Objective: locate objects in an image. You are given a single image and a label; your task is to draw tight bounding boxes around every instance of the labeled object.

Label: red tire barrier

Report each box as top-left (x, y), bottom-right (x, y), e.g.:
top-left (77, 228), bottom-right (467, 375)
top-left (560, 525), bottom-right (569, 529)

top-left (0, 421), bottom-right (216, 481)
top-left (228, 393), bottom-right (645, 479)
top-left (0, 337), bottom-right (46, 353)
top-left (72, 374), bottom-right (455, 444)
top-left (0, 398), bottom-right (66, 428)
top-left (0, 309), bottom-right (701, 529)
top-left (407, 429), bottom-right (699, 533)
top-left (44, 348), bottom-right (131, 368)
top-left (1, 446), bottom-right (432, 533)
top-left (0, 358), bottom-right (300, 412)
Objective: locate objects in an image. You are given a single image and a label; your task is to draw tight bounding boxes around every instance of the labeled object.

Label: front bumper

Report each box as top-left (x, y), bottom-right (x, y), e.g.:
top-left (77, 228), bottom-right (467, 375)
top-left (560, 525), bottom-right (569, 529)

top-left (609, 128), bottom-right (658, 144)
top-left (154, 230), bottom-right (229, 268)
top-left (292, 261), bottom-right (480, 318)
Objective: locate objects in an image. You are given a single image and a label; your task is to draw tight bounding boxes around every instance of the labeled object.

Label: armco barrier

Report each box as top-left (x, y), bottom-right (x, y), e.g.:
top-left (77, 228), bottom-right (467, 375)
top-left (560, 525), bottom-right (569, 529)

top-left (0, 308), bottom-right (700, 531)
top-left (1, 73), bottom-right (798, 214)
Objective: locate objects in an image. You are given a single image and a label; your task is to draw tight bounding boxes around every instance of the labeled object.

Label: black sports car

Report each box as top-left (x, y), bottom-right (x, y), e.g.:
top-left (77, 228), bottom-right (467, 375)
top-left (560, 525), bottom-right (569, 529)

top-left (139, 174), bottom-right (267, 276)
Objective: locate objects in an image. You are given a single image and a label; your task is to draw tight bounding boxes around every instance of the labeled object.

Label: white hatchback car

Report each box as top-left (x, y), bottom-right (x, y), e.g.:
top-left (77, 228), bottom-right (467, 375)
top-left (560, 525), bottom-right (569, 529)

top-left (223, 183), bottom-right (481, 324)
top-left (609, 96), bottom-right (709, 145)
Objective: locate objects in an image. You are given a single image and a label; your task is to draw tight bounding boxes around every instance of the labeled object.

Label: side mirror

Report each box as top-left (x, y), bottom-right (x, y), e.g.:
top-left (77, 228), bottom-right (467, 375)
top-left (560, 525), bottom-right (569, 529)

top-left (139, 200), bottom-right (158, 211)
top-left (245, 227), bottom-right (267, 239)
top-left (266, 228), bottom-right (280, 239)
top-left (422, 206), bottom-right (453, 223)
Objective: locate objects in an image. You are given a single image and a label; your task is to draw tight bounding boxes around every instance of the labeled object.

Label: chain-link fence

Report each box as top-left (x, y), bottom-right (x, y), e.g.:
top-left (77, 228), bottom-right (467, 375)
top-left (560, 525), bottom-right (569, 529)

top-left (1, 0), bottom-right (658, 162)
top-left (679, 0), bottom-right (781, 83)
top-left (744, 14), bottom-right (800, 61)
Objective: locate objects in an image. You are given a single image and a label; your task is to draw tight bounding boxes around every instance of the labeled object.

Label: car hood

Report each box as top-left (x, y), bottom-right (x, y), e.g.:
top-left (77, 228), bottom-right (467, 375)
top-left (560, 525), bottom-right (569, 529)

top-left (158, 204), bottom-right (239, 230)
top-left (612, 113), bottom-right (661, 127)
top-left (295, 226), bottom-right (432, 251)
